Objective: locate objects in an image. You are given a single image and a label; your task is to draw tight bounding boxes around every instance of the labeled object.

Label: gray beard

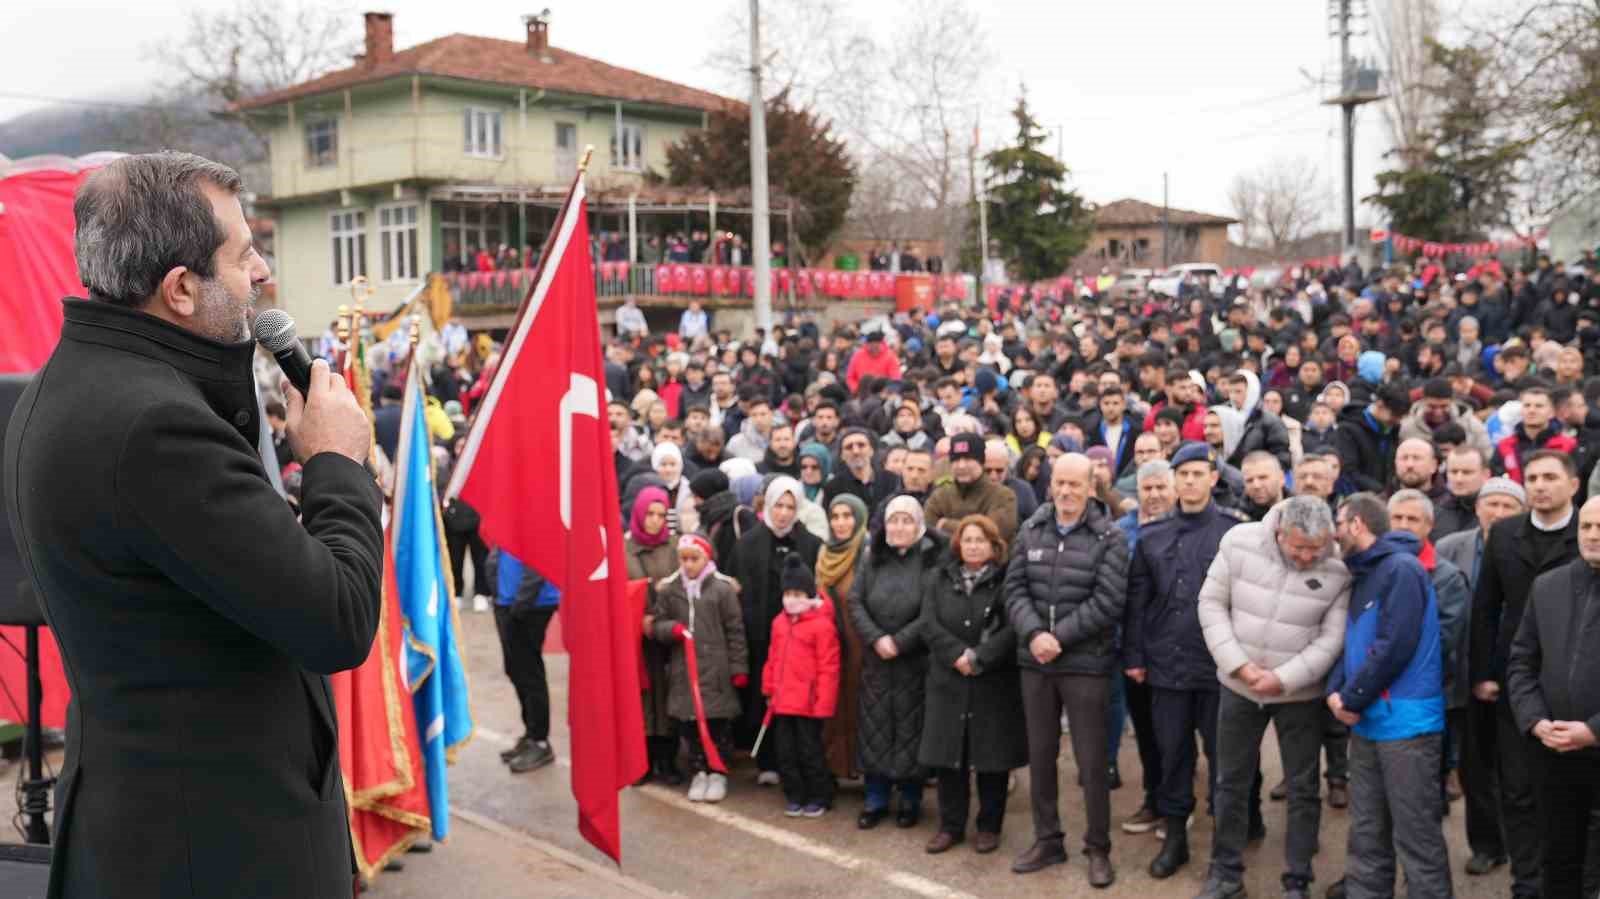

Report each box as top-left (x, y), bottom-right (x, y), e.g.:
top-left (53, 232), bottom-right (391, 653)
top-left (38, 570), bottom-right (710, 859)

top-left (195, 277), bottom-right (255, 343)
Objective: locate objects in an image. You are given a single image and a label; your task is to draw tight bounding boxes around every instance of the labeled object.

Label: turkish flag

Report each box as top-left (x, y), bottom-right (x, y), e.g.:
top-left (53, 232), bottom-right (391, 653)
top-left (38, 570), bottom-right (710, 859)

top-left (445, 177), bottom-right (646, 862)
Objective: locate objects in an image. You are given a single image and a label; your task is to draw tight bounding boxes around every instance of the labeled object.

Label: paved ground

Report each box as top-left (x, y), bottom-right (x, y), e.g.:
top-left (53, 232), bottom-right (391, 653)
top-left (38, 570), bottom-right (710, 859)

top-left (367, 601), bottom-right (1517, 898)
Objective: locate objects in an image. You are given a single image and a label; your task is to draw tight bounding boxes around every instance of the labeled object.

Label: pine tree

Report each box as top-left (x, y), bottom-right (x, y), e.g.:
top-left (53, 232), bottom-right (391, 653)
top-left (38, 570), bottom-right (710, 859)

top-left (981, 90), bottom-right (1093, 282)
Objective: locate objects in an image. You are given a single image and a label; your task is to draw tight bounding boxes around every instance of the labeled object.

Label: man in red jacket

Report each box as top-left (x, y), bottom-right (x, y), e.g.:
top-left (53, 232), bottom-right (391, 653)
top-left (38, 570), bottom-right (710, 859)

top-left (846, 330), bottom-right (903, 394)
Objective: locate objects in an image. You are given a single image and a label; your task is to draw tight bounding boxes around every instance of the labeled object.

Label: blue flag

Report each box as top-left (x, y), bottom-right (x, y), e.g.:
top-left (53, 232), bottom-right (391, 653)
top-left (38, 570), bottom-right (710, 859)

top-left (394, 359), bottom-right (473, 840)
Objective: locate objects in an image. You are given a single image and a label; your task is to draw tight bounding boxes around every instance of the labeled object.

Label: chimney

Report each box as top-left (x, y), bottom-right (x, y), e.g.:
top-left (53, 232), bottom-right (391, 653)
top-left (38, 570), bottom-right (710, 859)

top-left (364, 12), bottom-right (394, 66)
top-left (524, 11), bottom-right (551, 60)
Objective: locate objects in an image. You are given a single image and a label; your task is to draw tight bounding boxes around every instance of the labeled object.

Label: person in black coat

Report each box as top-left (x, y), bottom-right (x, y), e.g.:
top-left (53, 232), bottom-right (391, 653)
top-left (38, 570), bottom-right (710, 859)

top-left (1506, 497), bottom-right (1600, 899)
top-left (3, 153), bottom-right (383, 899)
top-left (849, 495), bottom-right (941, 829)
top-left (1122, 444), bottom-right (1248, 879)
top-left (727, 477), bottom-right (822, 778)
top-left (918, 515), bottom-right (1026, 855)
top-left (1332, 385), bottom-right (1408, 494)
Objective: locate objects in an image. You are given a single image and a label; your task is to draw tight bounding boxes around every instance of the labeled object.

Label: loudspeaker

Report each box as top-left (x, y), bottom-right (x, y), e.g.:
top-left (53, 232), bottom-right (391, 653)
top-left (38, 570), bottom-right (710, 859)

top-left (0, 373), bottom-right (43, 626)
top-left (0, 841), bottom-right (51, 897)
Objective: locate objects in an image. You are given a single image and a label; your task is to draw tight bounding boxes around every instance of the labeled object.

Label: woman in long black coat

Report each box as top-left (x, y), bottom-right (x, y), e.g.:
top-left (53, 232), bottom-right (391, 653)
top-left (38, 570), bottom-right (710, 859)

top-left (728, 476), bottom-right (821, 780)
top-left (849, 494), bottom-right (943, 830)
top-left (917, 514), bottom-right (1026, 855)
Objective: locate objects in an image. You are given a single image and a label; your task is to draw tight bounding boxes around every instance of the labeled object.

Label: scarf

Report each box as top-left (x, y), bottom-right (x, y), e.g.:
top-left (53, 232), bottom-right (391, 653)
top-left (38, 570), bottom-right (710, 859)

top-left (628, 486), bottom-right (671, 547)
top-left (763, 475), bottom-right (804, 538)
top-left (883, 494), bottom-right (927, 547)
top-left (677, 541), bottom-right (719, 604)
top-left (782, 593), bottom-right (823, 615)
top-left (816, 494), bottom-right (868, 592)
top-left (959, 562), bottom-right (991, 594)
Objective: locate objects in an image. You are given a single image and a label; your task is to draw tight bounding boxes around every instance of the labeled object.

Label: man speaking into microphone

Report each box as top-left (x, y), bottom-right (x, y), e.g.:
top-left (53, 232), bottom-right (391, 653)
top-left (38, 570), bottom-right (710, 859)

top-left (4, 151), bottom-right (382, 898)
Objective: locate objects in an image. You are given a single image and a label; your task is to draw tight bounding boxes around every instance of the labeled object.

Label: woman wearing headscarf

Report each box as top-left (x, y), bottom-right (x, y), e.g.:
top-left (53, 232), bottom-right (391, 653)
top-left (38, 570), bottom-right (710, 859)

top-left (850, 495), bottom-right (943, 830)
top-left (651, 442), bottom-right (699, 536)
top-left (798, 442), bottom-right (833, 503)
top-left (918, 514), bottom-right (1025, 855)
top-left (816, 494), bottom-right (870, 781)
top-left (625, 487), bottom-right (680, 785)
top-left (728, 476), bottom-right (823, 782)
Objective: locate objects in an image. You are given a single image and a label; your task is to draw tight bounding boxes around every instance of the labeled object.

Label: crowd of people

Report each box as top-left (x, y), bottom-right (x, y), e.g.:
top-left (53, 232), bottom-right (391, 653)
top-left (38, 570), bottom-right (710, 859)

top-left (307, 247), bottom-right (1600, 898)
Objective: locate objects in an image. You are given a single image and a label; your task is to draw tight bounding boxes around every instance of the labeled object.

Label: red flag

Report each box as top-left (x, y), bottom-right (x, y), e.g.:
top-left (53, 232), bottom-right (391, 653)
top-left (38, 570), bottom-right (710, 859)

top-left (445, 173), bottom-right (646, 862)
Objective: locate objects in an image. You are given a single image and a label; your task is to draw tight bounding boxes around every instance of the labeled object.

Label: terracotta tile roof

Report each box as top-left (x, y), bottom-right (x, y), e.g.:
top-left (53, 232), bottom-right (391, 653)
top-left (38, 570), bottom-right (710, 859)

top-left (232, 34), bottom-right (729, 113)
top-left (1094, 198), bottom-right (1238, 228)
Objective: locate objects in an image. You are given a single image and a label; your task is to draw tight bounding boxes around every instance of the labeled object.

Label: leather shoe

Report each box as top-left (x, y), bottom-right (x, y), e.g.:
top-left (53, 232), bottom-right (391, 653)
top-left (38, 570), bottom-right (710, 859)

top-left (1011, 840), bottom-right (1067, 874)
top-left (1149, 818), bottom-right (1189, 878)
top-left (500, 736), bottom-right (532, 761)
top-left (895, 806), bottom-right (921, 829)
top-left (1087, 852), bottom-right (1115, 888)
top-left (857, 808), bottom-right (888, 830)
top-left (1326, 781), bottom-right (1349, 809)
top-left (924, 831), bottom-right (962, 854)
top-left (973, 832), bottom-right (1000, 854)
top-left (507, 741), bottom-right (556, 773)
top-left (1195, 875), bottom-right (1247, 899)
top-left (1464, 852), bottom-right (1507, 875)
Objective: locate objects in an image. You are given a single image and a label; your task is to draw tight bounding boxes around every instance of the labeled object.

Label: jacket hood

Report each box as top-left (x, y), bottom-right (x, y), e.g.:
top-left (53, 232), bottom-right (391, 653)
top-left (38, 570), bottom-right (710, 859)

top-left (1346, 530), bottom-right (1422, 575)
top-left (1358, 350), bottom-right (1387, 384)
top-left (1236, 369), bottom-right (1262, 417)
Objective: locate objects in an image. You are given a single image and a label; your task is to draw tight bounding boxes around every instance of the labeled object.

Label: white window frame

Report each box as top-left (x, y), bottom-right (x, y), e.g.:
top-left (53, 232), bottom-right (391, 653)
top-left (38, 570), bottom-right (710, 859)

top-left (464, 106), bottom-right (504, 158)
top-left (610, 121), bottom-right (645, 172)
top-left (330, 209), bottom-right (367, 286)
top-left (305, 117), bottom-right (338, 168)
top-left (378, 203), bottom-right (420, 283)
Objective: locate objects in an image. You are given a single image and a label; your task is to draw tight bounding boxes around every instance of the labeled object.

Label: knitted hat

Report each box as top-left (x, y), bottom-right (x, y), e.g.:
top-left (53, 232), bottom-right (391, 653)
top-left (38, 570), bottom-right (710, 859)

top-left (690, 469), bottom-right (730, 500)
top-left (949, 432), bottom-right (984, 463)
top-left (780, 553), bottom-right (816, 595)
top-left (1476, 477), bottom-right (1526, 507)
top-left (677, 533), bottom-right (714, 561)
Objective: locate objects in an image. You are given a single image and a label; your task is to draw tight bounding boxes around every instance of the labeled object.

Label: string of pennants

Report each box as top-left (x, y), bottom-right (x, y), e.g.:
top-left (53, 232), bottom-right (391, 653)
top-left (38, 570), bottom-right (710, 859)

top-left (1370, 227), bottom-right (1547, 258)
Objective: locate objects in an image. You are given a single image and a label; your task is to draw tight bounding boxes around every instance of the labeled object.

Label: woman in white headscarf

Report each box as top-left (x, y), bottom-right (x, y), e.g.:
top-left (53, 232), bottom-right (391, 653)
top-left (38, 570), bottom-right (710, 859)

top-left (849, 494), bottom-right (944, 829)
top-left (651, 442), bottom-right (699, 536)
top-left (727, 475), bottom-right (822, 783)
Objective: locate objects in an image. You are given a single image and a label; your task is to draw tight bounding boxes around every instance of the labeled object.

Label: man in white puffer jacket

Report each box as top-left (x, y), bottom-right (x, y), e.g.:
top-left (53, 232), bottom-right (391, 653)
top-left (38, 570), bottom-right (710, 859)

top-left (1191, 496), bottom-right (1352, 899)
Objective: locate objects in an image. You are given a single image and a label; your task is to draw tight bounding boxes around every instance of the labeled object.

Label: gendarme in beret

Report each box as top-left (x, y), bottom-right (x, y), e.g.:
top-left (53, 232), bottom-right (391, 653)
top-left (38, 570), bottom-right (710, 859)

top-left (1170, 441), bottom-right (1216, 471)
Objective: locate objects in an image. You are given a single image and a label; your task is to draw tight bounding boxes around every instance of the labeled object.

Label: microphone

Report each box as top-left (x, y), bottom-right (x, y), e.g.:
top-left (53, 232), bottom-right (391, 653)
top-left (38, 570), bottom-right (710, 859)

top-left (253, 309), bottom-right (314, 397)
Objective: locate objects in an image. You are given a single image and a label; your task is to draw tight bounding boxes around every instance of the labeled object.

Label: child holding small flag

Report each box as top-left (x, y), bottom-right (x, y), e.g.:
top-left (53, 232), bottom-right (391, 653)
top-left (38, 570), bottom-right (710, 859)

top-left (649, 534), bottom-right (748, 803)
top-left (763, 555), bottom-right (841, 818)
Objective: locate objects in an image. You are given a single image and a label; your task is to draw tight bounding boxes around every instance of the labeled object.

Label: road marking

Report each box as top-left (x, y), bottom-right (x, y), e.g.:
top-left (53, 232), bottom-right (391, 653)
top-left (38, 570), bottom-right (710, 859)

top-left (451, 806), bottom-right (679, 898)
top-left (636, 784), bottom-right (979, 899)
top-left (477, 725), bottom-right (974, 899)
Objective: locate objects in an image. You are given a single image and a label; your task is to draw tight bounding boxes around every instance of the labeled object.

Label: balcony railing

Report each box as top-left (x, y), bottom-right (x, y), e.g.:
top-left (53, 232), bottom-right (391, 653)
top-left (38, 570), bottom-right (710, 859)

top-left (444, 264), bottom-right (974, 307)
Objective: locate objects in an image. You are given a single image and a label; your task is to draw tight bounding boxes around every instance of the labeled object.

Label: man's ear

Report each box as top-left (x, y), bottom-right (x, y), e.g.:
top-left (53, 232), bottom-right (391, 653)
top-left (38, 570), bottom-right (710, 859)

top-left (157, 267), bottom-right (199, 319)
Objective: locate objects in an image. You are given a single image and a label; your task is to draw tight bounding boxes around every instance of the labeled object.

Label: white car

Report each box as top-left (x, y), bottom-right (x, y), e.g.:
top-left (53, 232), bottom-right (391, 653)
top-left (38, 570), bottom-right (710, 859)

top-left (1147, 263), bottom-right (1223, 298)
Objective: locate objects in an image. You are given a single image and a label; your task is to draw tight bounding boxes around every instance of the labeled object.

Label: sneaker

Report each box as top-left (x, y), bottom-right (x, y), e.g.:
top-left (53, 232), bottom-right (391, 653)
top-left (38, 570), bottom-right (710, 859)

top-left (688, 771), bottom-right (710, 802)
top-left (801, 803), bottom-right (827, 818)
top-left (784, 802), bottom-right (804, 817)
top-left (1193, 874), bottom-right (1247, 899)
top-left (471, 594), bottom-right (491, 612)
top-left (756, 770), bottom-right (781, 786)
top-left (507, 740), bottom-right (555, 773)
top-left (500, 736), bottom-right (532, 762)
top-left (704, 772), bottom-right (728, 803)
top-left (1122, 804), bottom-right (1160, 834)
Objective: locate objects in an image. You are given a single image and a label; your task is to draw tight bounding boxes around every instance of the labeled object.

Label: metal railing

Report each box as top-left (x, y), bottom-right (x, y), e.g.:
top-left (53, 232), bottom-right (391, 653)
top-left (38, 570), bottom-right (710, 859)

top-left (444, 264), bottom-right (974, 307)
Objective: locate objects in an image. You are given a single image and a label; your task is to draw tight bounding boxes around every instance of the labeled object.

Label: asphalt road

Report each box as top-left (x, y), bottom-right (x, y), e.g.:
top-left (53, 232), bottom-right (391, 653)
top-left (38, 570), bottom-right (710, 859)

top-left (376, 602), bottom-right (1513, 899)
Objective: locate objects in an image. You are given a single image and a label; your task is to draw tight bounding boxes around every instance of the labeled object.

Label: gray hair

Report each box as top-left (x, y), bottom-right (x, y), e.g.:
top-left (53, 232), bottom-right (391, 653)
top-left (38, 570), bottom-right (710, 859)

top-left (1276, 495), bottom-right (1335, 539)
top-left (1136, 459), bottom-right (1173, 485)
top-left (1458, 315), bottom-right (1479, 330)
top-left (1388, 488), bottom-right (1436, 522)
top-left (74, 151), bottom-right (243, 307)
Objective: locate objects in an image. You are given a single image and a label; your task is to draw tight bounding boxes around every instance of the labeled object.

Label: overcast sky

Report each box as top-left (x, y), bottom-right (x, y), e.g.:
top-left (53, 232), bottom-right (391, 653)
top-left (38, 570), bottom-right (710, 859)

top-left (2, 0), bottom-right (1478, 230)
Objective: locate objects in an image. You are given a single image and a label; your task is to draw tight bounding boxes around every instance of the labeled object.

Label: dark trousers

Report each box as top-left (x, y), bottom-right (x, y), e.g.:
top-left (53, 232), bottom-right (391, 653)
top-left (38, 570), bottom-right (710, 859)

top-left (447, 528), bottom-right (491, 598)
top-left (1534, 749), bottom-right (1600, 899)
top-left (1322, 707), bottom-right (1349, 784)
top-left (677, 717), bottom-right (731, 774)
top-left (937, 766), bottom-right (1009, 837)
top-left (1345, 733), bottom-right (1453, 899)
top-left (1459, 698), bottom-right (1506, 860)
top-left (1495, 697), bottom-right (1542, 897)
top-left (493, 605), bottom-right (553, 741)
top-left (1151, 686), bottom-right (1219, 819)
top-left (1021, 670), bottom-right (1110, 853)
top-left (774, 715), bottom-right (833, 807)
top-left (1125, 675), bottom-right (1162, 808)
top-left (1211, 690), bottom-right (1324, 885)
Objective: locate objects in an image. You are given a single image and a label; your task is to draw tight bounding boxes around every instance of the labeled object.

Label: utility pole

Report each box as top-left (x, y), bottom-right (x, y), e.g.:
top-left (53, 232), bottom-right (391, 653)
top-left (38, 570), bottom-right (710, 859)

top-left (972, 116), bottom-right (989, 307)
top-left (1324, 0), bottom-right (1382, 255)
top-left (748, 0), bottom-right (773, 333)
top-left (1161, 172), bottom-right (1170, 269)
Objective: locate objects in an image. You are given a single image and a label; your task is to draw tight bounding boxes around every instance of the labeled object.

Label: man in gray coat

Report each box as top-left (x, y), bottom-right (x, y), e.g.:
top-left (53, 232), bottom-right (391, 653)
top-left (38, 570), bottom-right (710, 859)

top-left (1194, 496), bottom-right (1351, 899)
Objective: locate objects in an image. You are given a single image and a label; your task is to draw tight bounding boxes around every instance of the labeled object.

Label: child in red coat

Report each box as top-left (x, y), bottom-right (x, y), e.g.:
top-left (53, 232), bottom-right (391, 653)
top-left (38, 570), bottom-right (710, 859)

top-left (763, 554), bottom-right (841, 817)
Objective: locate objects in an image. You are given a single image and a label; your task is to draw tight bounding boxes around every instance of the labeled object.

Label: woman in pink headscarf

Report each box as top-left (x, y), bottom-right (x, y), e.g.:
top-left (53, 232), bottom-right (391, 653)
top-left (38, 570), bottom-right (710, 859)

top-left (626, 486), bottom-right (681, 785)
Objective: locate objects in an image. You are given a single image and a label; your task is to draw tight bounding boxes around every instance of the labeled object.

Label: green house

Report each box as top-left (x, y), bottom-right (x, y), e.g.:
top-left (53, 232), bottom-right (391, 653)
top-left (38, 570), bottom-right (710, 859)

top-left (232, 11), bottom-right (724, 333)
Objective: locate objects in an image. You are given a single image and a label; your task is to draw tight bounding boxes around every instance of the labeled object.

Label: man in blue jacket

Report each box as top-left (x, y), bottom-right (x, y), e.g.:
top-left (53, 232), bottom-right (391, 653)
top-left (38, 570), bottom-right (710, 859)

top-left (1326, 493), bottom-right (1452, 899)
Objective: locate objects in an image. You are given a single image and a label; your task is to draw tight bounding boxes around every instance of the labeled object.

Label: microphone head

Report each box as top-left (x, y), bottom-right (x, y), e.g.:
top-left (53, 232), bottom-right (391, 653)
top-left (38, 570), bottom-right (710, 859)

top-left (252, 308), bottom-right (299, 353)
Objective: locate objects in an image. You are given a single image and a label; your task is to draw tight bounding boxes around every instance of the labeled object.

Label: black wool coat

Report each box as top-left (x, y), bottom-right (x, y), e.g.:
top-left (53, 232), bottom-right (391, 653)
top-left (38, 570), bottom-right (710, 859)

top-left (917, 559), bottom-right (1026, 773)
top-left (4, 300), bottom-right (385, 899)
top-left (848, 529), bottom-right (943, 780)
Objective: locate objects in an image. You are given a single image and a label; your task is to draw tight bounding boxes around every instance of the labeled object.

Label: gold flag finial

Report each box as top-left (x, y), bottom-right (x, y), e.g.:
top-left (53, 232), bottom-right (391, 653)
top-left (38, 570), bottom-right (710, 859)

top-left (579, 144), bottom-right (594, 173)
top-left (335, 304), bottom-right (351, 341)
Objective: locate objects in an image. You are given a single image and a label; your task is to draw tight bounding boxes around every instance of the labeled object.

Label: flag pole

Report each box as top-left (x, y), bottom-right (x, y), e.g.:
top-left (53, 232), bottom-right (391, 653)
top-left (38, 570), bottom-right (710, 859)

top-left (447, 146), bottom-right (594, 501)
